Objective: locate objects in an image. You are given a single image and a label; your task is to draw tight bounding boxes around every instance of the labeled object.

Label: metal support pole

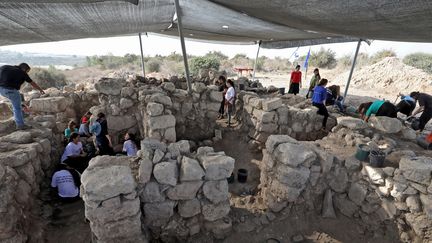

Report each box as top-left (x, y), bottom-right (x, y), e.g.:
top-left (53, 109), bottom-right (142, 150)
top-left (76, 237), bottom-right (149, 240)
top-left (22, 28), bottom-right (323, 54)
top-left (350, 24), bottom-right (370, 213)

top-left (342, 39), bottom-right (362, 105)
top-left (174, 0), bottom-right (192, 94)
top-left (138, 33), bottom-right (145, 77)
top-left (251, 41), bottom-right (261, 82)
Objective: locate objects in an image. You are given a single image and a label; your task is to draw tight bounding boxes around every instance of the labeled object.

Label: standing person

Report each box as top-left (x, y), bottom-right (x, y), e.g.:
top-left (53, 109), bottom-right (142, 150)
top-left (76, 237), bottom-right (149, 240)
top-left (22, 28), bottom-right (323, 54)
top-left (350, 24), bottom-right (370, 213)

top-left (396, 93), bottom-right (416, 117)
top-left (225, 79), bottom-right (236, 126)
top-left (61, 133), bottom-right (88, 173)
top-left (122, 132), bottom-right (138, 156)
top-left (93, 113), bottom-right (113, 155)
top-left (362, 100), bottom-right (397, 122)
top-left (306, 68), bottom-right (320, 99)
top-left (408, 92), bottom-right (432, 131)
top-left (78, 111), bottom-right (92, 137)
top-left (312, 78), bottom-right (329, 130)
top-left (0, 63), bottom-right (45, 129)
top-left (217, 76), bottom-right (227, 119)
top-left (288, 65), bottom-right (302, 95)
top-left (51, 163), bottom-right (80, 202)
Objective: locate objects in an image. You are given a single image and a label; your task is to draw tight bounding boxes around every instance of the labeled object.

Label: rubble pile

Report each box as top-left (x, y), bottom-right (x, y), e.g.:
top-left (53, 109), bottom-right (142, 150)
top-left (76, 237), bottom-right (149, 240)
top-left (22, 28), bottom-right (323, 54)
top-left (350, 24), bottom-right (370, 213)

top-left (81, 139), bottom-right (235, 242)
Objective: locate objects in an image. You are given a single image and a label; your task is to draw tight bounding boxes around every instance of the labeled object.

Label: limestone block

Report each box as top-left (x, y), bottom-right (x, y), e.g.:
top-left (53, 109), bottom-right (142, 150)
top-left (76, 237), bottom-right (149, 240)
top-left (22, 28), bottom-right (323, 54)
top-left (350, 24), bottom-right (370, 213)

top-left (140, 181), bottom-right (165, 203)
top-left (146, 102), bottom-right (164, 117)
top-left (164, 127), bottom-right (177, 143)
top-left (265, 135), bottom-right (297, 154)
top-left (180, 157), bottom-right (205, 182)
top-left (273, 142), bottom-right (317, 167)
top-left (201, 155), bottom-right (235, 180)
top-left (167, 181), bottom-right (203, 200)
top-left (149, 93), bottom-right (173, 107)
top-left (348, 183), bottom-right (368, 205)
top-left (141, 138), bottom-right (167, 152)
top-left (277, 106), bottom-right (289, 125)
top-left (344, 156), bottom-right (361, 172)
top-left (138, 158), bottom-right (152, 184)
top-left (334, 194), bottom-right (358, 217)
top-left (329, 167), bottom-right (348, 192)
top-left (119, 98), bottom-right (134, 109)
top-left (363, 165), bottom-right (385, 185)
top-left (148, 115), bottom-right (175, 130)
top-left (0, 131), bottom-right (33, 144)
top-left (276, 165), bottom-right (310, 189)
top-left (420, 194), bottom-right (432, 219)
top-left (400, 156), bottom-right (432, 185)
top-left (209, 91), bottom-right (223, 102)
top-left (107, 115), bottom-right (136, 131)
top-left (181, 102), bottom-right (193, 114)
top-left (336, 116), bottom-right (367, 130)
top-left (153, 162), bottom-right (178, 186)
top-left (0, 148), bottom-right (32, 168)
top-left (94, 77), bottom-right (125, 95)
top-left (143, 201), bottom-right (175, 227)
top-left (401, 127), bottom-right (417, 140)
top-left (262, 98), bottom-right (282, 111)
top-left (30, 97), bottom-right (67, 112)
top-left (178, 199), bottom-right (201, 218)
top-left (192, 82), bottom-right (206, 94)
top-left (203, 180), bottom-right (229, 204)
top-left (201, 200), bottom-right (230, 221)
top-left (369, 116), bottom-right (403, 134)
top-left (85, 197), bottom-right (140, 224)
top-left (81, 165), bottom-right (136, 203)
top-left (390, 182), bottom-right (408, 201)
top-left (162, 82), bottom-right (176, 92)
top-left (322, 189), bottom-right (336, 218)
top-left (256, 123), bottom-right (278, 133)
top-left (406, 195), bottom-right (421, 213)
top-left (249, 98), bottom-right (262, 109)
top-left (269, 179), bottom-right (302, 202)
top-left (121, 87), bottom-right (135, 98)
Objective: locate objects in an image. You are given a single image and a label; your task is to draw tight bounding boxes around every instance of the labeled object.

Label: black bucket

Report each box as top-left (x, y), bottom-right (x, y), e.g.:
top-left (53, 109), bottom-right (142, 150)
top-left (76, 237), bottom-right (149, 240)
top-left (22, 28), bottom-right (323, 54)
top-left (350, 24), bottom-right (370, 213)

top-left (239, 84), bottom-right (245, 90)
top-left (279, 88), bottom-right (285, 95)
top-left (227, 173), bottom-right (235, 184)
top-left (369, 150), bottom-right (386, 168)
top-left (237, 169), bottom-right (248, 183)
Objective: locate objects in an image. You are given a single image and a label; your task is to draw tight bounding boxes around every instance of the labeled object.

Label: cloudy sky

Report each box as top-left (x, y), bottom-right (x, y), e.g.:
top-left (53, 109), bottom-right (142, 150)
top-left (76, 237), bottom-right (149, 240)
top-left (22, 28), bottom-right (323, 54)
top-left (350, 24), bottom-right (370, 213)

top-left (1, 33), bottom-right (431, 59)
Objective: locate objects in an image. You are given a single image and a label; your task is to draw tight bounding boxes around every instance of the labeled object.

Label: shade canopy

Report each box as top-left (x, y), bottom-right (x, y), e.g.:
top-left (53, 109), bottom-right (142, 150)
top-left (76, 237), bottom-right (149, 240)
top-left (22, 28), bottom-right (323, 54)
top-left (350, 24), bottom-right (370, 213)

top-left (0, 0), bottom-right (430, 48)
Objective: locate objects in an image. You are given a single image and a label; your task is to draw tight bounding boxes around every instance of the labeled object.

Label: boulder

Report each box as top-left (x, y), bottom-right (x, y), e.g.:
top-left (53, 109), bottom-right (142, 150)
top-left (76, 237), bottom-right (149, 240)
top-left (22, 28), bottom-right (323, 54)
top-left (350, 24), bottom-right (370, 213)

top-left (91, 213), bottom-right (144, 241)
top-left (348, 183), bottom-right (368, 205)
top-left (153, 162), bottom-right (178, 186)
top-left (192, 82), bottom-right (206, 94)
top-left (344, 157), bottom-right (361, 172)
top-left (162, 82), bottom-right (176, 92)
top-left (334, 194), bottom-right (359, 217)
top-left (336, 116), bottom-right (367, 130)
top-left (94, 78), bottom-right (125, 95)
top-left (201, 155), bottom-right (235, 181)
top-left (0, 131), bottom-right (33, 144)
top-left (166, 181), bottom-right (203, 200)
top-left (268, 179), bottom-right (303, 202)
top-left (420, 194), bottom-right (432, 219)
top-left (146, 102), bottom-right (164, 117)
top-left (209, 91), bottom-right (223, 102)
top-left (138, 158), bottom-right (153, 184)
top-left (406, 195), bottom-right (421, 213)
top-left (148, 115), bottom-right (176, 130)
top-left (401, 127), bottom-right (417, 140)
top-left (149, 93), bottom-right (172, 107)
top-left (329, 167), bottom-right (348, 192)
top-left (322, 189), bottom-right (336, 218)
top-left (30, 97), bottom-right (67, 112)
top-left (363, 165), bottom-right (385, 185)
top-left (369, 116), bottom-right (402, 134)
top-left (203, 180), bottom-right (229, 204)
top-left (107, 115), bottom-right (136, 131)
top-left (276, 165), bottom-right (310, 189)
top-left (201, 200), bottom-right (230, 221)
top-left (180, 157), bottom-right (205, 182)
top-left (273, 142), bottom-right (316, 167)
top-left (178, 199), bottom-right (201, 218)
top-left (85, 197), bottom-right (140, 224)
top-left (140, 181), bottom-right (165, 203)
top-left (119, 98), bottom-right (134, 109)
top-left (400, 156), bottom-right (432, 185)
top-left (262, 98), bottom-right (282, 111)
top-left (143, 201), bottom-right (175, 227)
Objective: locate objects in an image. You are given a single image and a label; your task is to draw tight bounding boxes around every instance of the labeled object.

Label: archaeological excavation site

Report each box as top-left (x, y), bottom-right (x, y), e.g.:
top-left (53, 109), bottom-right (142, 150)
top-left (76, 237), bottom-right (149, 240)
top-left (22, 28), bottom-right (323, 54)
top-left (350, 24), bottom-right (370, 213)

top-left (1, 72), bottom-right (432, 243)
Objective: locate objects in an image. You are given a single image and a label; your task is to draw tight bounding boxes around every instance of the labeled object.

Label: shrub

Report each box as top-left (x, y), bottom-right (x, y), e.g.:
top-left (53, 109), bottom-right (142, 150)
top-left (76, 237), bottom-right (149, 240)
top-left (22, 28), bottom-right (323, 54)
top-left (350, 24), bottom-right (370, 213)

top-left (310, 47), bottom-right (337, 69)
top-left (146, 59), bottom-right (161, 73)
top-left (370, 49), bottom-right (397, 63)
top-left (403, 52), bottom-right (432, 74)
top-left (204, 51), bottom-right (228, 61)
top-left (337, 52), bottom-right (370, 68)
top-left (190, 56), bottom-right (220, 74)
top-left (29, 66), bottom-right (67, 89)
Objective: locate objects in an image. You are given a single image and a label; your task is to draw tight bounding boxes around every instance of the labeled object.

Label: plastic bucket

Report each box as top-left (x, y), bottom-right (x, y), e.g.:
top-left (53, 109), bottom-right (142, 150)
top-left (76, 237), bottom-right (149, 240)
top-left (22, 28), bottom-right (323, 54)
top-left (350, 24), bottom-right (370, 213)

top-left (355, 144), bottom-right (370, 161)
top-left (369, 150), bottom-right (386, 168)
top-left (279, 88), bottom-right (285, 95)
top-left (237, 169), bottom-right (248, 183)
top-left (227, 173), bottom-right (235, 184)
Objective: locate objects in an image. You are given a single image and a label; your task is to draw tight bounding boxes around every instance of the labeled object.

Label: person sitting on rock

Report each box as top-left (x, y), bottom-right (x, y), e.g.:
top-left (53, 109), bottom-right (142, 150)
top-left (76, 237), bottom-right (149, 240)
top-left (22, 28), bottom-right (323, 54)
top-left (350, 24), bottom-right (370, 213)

top-left (361, 99), bottom-right (398, 122)
top-left (122, 132), bottom-right (138, 156)
top-left (51, 163), bottom-right (80, 202)
top-left (312, 78), bottom-right (329, 131)
top-left (64, 120), bottom-right (79, 139)
top-left (225, 79), bottom-right (236, 126)
top-left (61, 132), bottom-right (89, 173)
top-left (396, 93), bottom-right (416, 117)
top-left (408, 91), bottom-right (432, 131)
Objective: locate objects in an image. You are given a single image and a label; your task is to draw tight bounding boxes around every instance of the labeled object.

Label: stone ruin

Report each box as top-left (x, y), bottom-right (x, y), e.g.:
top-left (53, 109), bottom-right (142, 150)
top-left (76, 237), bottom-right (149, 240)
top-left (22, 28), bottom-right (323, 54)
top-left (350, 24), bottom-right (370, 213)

top-left (1, 73), bottom-right (432, 242)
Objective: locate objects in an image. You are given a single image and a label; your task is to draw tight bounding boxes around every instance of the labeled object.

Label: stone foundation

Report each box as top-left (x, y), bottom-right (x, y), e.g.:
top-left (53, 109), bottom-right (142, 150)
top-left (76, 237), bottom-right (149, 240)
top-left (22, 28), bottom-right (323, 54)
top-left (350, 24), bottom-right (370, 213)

top-left (81, 139), bottom-right (235, 242)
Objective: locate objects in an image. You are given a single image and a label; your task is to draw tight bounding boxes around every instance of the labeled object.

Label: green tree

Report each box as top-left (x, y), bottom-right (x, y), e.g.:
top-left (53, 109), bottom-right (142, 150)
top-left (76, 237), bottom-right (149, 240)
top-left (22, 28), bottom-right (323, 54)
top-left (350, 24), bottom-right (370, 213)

top-left (190, 56), bottom-right (220, 75)
top-left (310, 47), bottom-right (337, 69)
top-left (403, 52), bottom-right (432, 74)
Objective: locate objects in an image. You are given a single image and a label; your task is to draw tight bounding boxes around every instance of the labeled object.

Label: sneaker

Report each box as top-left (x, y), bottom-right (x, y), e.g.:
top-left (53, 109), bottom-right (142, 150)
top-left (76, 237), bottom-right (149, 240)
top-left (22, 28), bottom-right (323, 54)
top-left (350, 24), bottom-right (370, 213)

top-left (16, 124), bottom-right (32, 130)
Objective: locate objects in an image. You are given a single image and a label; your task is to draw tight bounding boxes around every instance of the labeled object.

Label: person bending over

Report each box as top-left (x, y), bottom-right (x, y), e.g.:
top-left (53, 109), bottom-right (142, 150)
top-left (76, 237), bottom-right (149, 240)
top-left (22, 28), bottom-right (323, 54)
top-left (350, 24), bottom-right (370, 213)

top-left (396, 93), bottom-right (416, 117)
top-left (408, 92), bottom-right (432, 131)
top-left (312, 78), bottom-right (329, 130)
top-left (362, 100), bottom-right (397, 122)
top-left (51, 163), bottom-right (81, 202)
top-left (0, 63), bottom-right (45, 130)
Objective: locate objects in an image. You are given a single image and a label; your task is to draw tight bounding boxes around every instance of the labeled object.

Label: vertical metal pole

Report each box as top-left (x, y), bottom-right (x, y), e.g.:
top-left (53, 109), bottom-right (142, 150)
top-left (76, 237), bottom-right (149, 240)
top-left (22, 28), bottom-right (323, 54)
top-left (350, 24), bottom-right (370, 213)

top-left (174, 0), bottom-right (192, 94)
top-left (251, 41), bottom-right (261, 82)
top-left (342, 39), bottom-right (362, 105)
top-left (138, 33), bottom-right (145, 77)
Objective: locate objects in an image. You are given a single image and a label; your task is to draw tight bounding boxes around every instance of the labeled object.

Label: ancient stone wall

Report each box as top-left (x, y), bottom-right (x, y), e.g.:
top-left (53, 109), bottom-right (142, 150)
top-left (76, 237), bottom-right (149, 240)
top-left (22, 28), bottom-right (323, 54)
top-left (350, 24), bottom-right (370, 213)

top-left (0, 127), bottom-right (61, 242)
top-left (81, 139), bottom-right (235, 242)
top-left (261, 134), bottom-right (432, 242)
top-left (237, 92), bottom-right (336, 147)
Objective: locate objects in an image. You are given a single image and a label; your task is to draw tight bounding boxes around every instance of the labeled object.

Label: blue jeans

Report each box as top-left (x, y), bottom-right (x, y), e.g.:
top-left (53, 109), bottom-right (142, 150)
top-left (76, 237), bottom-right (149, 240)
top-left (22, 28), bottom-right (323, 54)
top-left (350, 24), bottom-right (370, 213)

top-left (0, 86), bottom-right (24, 126)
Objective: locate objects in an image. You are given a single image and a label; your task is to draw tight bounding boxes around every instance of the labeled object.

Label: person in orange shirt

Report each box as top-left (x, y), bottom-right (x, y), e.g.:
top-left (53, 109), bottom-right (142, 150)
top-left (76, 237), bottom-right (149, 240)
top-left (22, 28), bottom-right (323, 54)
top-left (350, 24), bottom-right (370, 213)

top-left (288, 65), bottom-right (302, 95)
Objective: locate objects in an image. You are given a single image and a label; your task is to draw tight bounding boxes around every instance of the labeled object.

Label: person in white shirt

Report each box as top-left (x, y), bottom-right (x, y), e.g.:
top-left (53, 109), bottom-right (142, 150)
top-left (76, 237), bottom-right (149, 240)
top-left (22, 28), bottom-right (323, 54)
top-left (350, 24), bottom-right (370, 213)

top-left (51, 164), bottom-right (80, 202)
top-left (61, 132), bottom-right (88, 173)
top-left (224, 79), bottom-right (236, 126)
top-left (122, 132), bottom-right (138, 156)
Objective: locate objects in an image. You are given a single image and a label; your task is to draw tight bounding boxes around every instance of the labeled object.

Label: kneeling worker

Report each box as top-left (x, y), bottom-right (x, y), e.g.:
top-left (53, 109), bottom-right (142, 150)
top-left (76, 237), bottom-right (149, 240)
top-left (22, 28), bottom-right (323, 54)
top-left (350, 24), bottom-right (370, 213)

top-left (361, 99), bottom-right (397, 122)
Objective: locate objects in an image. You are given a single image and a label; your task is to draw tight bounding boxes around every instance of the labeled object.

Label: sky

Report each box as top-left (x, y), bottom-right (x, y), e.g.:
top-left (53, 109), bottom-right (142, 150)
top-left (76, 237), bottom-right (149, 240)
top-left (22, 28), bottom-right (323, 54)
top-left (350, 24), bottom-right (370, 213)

top-left (1, 33), bottom-right (432, 59)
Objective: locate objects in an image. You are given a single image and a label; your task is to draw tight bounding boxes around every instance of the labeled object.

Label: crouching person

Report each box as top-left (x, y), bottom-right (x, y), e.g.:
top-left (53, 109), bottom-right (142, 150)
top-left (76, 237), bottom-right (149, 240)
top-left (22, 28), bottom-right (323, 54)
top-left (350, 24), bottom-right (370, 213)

top-left (51, 163), bottom-right (81, 203)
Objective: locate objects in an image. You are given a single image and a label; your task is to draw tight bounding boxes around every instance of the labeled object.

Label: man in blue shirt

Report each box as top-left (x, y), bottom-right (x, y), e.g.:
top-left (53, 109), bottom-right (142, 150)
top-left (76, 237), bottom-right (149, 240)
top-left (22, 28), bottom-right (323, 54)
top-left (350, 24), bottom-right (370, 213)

top-left (0, 63), bottom-right (45, 129)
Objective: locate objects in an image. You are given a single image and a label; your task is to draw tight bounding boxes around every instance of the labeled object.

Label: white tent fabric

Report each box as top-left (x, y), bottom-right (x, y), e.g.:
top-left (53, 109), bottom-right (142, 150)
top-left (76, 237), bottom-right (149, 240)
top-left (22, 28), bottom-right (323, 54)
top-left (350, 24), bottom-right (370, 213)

top-left (0, 0), bottom-right (430, 47)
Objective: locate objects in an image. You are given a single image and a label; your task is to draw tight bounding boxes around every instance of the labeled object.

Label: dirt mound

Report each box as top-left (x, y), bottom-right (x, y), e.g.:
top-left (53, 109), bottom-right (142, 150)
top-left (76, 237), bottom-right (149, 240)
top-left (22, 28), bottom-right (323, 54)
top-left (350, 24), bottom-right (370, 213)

top-left (333, 57), bottom-right (432, 95)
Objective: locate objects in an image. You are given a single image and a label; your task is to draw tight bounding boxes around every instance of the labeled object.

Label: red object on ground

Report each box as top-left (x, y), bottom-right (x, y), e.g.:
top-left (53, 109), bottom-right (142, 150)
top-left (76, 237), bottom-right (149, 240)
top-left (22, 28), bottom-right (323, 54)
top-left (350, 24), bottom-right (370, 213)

top-left (234, 67), bottom-right (253, 76)
top-left (426, 133), bottom-right (432, 143)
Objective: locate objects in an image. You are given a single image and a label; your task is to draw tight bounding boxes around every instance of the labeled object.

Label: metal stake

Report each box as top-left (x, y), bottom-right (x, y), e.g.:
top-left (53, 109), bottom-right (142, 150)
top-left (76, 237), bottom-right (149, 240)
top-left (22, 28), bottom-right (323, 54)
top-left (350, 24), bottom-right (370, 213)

top-left (138, 32), bottom-right (145, 77)
top-left (251, 40), bottom-right (261, 82)
top-left (174, 0), bottom-right (192, 94)
top-left (342, 39), bottom-right (362, 105)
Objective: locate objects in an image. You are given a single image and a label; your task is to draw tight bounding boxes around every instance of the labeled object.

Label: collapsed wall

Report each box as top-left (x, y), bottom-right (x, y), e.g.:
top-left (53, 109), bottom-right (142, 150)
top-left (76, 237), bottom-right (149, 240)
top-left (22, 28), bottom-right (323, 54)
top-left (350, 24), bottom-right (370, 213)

top-left (81, 139), bottom-right (235, 242)
top-left (0, 125), bottom-right (61, 242)
top-left (260, 126), bottom-right (432, 242)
